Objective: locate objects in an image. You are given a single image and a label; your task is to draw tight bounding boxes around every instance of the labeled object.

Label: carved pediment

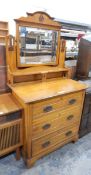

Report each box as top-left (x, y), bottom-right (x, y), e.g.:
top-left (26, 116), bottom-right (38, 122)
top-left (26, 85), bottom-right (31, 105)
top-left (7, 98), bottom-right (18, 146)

top-left (14, 11), bottom-right (61, 29)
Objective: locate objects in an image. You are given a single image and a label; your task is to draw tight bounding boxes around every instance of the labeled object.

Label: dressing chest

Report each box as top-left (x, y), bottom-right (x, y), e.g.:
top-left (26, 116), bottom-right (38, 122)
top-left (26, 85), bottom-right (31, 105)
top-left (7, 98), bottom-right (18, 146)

top-left (6, 11), bottom-right (86, 167)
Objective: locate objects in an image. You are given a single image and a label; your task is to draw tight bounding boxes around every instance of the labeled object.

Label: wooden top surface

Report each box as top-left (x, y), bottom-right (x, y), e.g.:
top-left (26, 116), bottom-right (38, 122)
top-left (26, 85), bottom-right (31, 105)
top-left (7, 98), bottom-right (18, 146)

top-left (11, 78), bottom-right (87, 104)
top-left (0, 93), bottom-right (22, 116)
top-left (12, 66), bottom-right (68, 76)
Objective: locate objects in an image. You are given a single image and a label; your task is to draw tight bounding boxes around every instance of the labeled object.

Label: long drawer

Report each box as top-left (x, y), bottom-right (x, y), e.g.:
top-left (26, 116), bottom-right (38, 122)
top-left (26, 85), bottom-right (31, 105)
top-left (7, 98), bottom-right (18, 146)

top-left (32, 107), bottom-right (81, 139)
top-left (32, 125), bottom-right (79, 156)
top-left (32, 91), bottom-right (84, 118)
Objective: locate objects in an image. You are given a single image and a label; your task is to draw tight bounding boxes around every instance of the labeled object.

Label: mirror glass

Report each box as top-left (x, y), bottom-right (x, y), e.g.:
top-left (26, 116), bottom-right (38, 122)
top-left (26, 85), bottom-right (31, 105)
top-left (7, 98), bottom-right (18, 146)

top-left (19, 26), bottom-right (58, 65)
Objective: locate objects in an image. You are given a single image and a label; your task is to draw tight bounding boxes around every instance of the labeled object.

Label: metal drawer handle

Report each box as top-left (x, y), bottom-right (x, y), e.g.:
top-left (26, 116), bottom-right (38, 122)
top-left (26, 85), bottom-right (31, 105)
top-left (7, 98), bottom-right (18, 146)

top-left (67, 115), bottom-right (74, 120)
top-left (42, 123), bottom-right (51, 130)
top-left (69, 99), bottom-right (76, 105)
top-left (42, 141), bottom-right (50, 148)
top-left (43, 105), bottom-right (53, 112)
top-left (65, 131), bottom-right (72, 137)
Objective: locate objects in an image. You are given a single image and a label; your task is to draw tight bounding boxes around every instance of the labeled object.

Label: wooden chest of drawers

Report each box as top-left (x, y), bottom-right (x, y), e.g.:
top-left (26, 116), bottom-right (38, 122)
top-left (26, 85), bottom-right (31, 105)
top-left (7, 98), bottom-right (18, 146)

top-left (11, 79), bottom-right (86, 167)
top-left (31, 91), bottom-right (84, 159)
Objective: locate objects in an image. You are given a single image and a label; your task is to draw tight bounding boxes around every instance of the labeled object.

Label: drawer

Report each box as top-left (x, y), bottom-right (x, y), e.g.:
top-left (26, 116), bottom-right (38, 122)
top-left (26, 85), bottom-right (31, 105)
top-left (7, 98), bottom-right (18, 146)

top-left (32, 107), bottom-right (81, 139)
top-left (32, 91), bottom-right (84, 118)
top-left (32, 125), bottom-right (78, 156)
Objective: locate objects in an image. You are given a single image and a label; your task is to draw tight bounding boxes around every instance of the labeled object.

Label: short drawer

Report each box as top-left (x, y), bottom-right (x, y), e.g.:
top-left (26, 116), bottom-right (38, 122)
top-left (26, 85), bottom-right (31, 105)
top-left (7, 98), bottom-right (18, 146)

top-left (32, 107), bottom-right (81, 139)
top-left (32, 125), bottom-right (79, 156)
top-left (32, 91), bottom-right (84, 118)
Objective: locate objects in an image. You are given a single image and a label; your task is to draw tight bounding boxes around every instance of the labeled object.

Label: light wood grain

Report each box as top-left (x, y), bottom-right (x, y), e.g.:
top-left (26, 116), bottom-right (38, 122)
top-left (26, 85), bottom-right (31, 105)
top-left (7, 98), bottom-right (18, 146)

top-left (5, 11), bottom-right (87, 167)
top-left (32, 91), bottom-right (84, 117)
top-left (32, 125), bottom-right (79, 156)
top-left (32, 107), bottom-right (81, 139)
top-left (11, 79), bottom-right (86, 103)
top-left (0, 93), bottom-right (22, 116)
top-left (12, 66), bottom-right (68, 76)
top-left (0, 21), bottom-right (8, 43)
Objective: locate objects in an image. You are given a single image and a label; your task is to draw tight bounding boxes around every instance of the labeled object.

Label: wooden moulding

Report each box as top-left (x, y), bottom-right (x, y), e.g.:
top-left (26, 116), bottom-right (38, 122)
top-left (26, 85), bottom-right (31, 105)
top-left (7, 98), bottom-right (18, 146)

top-left (15, 11), bottom-right (61, 29)
top-left (13, 70), bottom-right (68, 84)
top-left (15, 11), bottom-right (61, 68)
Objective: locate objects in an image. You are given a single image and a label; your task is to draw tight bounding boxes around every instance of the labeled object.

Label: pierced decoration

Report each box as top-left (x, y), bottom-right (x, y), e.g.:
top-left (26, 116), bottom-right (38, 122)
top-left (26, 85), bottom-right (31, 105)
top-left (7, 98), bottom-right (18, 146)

top-left (61, 39), bottom-right (66, 52)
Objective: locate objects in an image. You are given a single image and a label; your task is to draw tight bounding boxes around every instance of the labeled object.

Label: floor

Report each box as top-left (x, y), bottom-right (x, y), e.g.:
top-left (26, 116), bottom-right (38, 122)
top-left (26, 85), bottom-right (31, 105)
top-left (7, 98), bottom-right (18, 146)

top-left (0, 133), bottom-right (91, 175)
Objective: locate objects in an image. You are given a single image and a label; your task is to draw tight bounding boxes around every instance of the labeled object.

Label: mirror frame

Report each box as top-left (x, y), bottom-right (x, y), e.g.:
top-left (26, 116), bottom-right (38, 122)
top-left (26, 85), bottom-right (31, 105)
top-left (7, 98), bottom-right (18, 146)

top-left (15, 11), bottom-right (61, 67)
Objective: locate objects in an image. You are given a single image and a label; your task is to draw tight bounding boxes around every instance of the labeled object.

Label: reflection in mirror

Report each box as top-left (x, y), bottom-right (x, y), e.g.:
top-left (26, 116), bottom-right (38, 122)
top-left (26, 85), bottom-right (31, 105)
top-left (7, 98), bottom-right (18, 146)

top-left (19, 26), bottom-right (58, 65)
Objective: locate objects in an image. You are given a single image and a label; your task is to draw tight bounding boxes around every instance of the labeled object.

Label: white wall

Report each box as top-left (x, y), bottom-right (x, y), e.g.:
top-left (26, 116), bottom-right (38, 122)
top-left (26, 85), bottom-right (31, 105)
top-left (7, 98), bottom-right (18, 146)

top-left (0, 0), bottom-right (91, 35)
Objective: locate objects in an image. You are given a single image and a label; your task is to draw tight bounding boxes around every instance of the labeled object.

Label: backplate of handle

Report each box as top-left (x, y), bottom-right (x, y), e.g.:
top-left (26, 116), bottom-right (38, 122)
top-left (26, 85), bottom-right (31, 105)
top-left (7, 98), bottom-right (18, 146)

top-left (42, 123), bottom-right (51, 130)
top-left (42, 141), bottom-right (50, 148)
top-left (67, 115), bottom-right (74, 120)
top-left (65, 131), bottom-right (72, 137)
top-left (43, 105), bottom-right (53, 112)
top-left (69, 99), bottom-right (76, 105)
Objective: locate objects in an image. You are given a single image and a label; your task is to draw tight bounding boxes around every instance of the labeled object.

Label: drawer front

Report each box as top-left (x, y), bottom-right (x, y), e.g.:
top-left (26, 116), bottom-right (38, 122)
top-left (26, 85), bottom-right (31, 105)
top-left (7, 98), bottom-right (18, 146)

top-left (32, 125), bottom-right (79, 156)
top-left (32, 107), bottom-right (81, 139)
top-left (32, 91), bottom-right (84, 118)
